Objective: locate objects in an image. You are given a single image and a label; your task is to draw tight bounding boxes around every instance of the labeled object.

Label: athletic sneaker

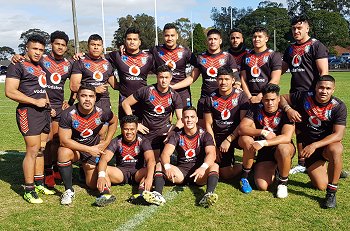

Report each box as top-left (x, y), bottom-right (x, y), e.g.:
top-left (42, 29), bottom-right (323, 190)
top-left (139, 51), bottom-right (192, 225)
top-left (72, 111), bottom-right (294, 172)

top-left (324, 192), bottom-right (336, 209)
top-left (289, 165), bottom-right (306, 174)
top-left (276, 184), bottom-right (288, 198)
top-left (35, 185), bottom-right (55, 195)
top-left (24, 191), bottom-right (43, 204)
top-left (45, 174), bottom-right (56, 188)
top-left (199, 192), bottom-right (218, 208)
top-left (340, 170), bottom-right (349, 179)
top-left (95, 194), bottom-right (116, 207)
top-left (240, 178), bottom-right (252, 194)
top-left (142, 191), bottom-right (166, 206)
top-left (61, 189), bottom-right (75, 205)
top-left (127, 194), bottom-right (150, 205)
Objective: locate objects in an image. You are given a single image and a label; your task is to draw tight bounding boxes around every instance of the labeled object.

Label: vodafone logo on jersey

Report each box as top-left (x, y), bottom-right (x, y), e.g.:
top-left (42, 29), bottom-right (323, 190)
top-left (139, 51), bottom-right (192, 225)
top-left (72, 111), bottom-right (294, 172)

top-left (185, 149), bottom-right (196, 159)
top-left (38, 74), bottom-right (47, 88)
top-left (93, 71), bottom-right (103, 81)
top-left (207, 67), bottom-right (218, 77)
top-left (50, 73), bottom-right (61, 85)
top-left (129, 65), bottom-right (140, 76)
top-left (80, 128), bottom-right (93, 138)
top-left (154, 105), bottom-right (165, 114)
top-left (309, 116), bottom-right (321, 127)
top-left (251, 65), bottom-right (261, 77)
top-left (292, 55), bottom-right (302, 67)
top-left (166, 60), bottom-right (176, 71)
top-left (221, 109), bottom-right (231, 120)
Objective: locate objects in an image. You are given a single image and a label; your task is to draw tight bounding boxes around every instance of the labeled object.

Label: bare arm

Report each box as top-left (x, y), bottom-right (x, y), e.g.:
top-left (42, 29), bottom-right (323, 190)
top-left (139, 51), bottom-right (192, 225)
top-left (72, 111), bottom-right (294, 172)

top-left (171, 75), bottom-right (194, 90)
top-left (121, 95), bottom-right (138, 116)
top-left (269, 69), bottom-right (281, 85)
top-left (70, 73), bottom-right (82, 92)
top-left (108, 75), bottom-right (119, 90)
top-left (282, 61), bottom-right (289, 75)
top-left (174, 108), bottom-right (184, 129)
top-left (238, 117), bottom-right (259, 137)
top-left (191, 67), bottom-right (201, 83)
top-left (143, 149), bottom-right (156, 191)
top-left (100, 115), bottom-right (118, 149)
top-left (97, 149), bottom-right (114, 172)
top-left (280, 94), bottom-right (302, 122)
top-left (316, 58), bottom-right (328, 76)
top-left (204, 112), bottom-right (216, 146)
top-left (262, 123), bottom-right (295, 146)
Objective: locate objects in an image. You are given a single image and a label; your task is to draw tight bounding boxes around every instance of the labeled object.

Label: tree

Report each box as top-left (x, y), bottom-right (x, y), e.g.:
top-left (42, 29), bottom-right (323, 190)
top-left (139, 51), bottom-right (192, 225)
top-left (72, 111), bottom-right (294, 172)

top-left (174, 18), bottom-right (192, 47)
top-left (192, 23), bottom-right (207, 55)
top-left (66, 40), bottom-right (88, 58)
top-left (18, 28), bottom-right (50, 53)
top-left (258, 1), bottom-right (284, 8)
top-left (0, 46), bottom-right (15, 60)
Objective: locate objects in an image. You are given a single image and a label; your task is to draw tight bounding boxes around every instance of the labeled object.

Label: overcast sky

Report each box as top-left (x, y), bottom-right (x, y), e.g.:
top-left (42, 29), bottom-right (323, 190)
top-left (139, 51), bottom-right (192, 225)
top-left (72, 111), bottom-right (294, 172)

top-left (0, 0), bottom-right (286, 52)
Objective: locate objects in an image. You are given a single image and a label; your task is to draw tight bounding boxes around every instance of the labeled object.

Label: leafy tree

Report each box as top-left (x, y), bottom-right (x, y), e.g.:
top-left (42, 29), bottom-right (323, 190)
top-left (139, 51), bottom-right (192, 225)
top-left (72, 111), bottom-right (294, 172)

top-left (174, 17), bottom-right (192, 47)
top-left (258, 1), bottom-right (284, 8)
top-left (192, 23), bottom-right (207, 55)
top-left (66, 40), bottom-right (88, 58)
top-left (18, 28), bottom-right (50, 53)
top-left (0, 46), bottom-right (15, 60)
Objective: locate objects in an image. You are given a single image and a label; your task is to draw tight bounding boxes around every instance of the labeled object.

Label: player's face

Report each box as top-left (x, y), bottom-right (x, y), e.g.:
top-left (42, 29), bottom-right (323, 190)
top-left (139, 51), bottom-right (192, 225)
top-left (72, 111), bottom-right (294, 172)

top-left (51, 39), bottom-right (67, 57)
top-left (262, 92), bottom-right (280, 113)
top-left (182, 109), bottom-right (198, 130)
top-left (125, 33), bottom-right (141, 52)
top-left (88, 39), bottom-right (103, 58)
top-left (157, 71), bottom-right (172, 90)
top-left (163, 29), bottom-right (178, 49)
top-left (217, 74), bottom-right (234, 93)
top-left (230, 32), bottom-right (243, 48)
top-left (252, 32), bottom-right (268, 49)
top-left (207, 34), bottom-right (222, 52)
top-left (292, 22), bottom-right (309, 43)
top-left (78, 89), bottom-right (96, 111)
top-left (122, 122), bottom-right (138, 142)
top-left (315, 81), bottom-right (335, 103)
top-left (26, 42), bottom-right (45, 63)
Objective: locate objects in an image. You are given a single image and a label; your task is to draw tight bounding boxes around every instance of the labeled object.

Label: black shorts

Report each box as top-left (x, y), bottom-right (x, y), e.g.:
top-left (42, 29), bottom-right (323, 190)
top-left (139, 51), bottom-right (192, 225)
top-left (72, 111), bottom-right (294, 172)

top-left (118, 103), bottom-right (142, 122)
top-left (177, 162), bottom-right (201, 184)
top-left (305, 146), bottom-right (327, 168)
top-left (80, 152), bottom-right (100, 166)
top-left (16, 104), bottom-right (50, 136)
top-left (196, 97), bottom-right (206, 119)
top-left (145, 126), bottom-right (169, 150)
top-left (118, 165), bottom-right (140, 184)
top-left (175, 87), bottom-right (192, 108)
top-left (96, 97), bottom-right (112, 116)
top-left (215, 135), bottom-right (241, 168)
top-left (256, 146), bottom-right (277, 163)
top-left (51, 105), bottom-right (63, 122)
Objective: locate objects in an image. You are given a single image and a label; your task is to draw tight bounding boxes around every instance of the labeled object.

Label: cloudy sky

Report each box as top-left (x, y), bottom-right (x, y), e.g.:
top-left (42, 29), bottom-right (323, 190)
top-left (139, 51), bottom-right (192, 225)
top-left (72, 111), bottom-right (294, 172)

top-left (0, 0), bottom-right (286, 52)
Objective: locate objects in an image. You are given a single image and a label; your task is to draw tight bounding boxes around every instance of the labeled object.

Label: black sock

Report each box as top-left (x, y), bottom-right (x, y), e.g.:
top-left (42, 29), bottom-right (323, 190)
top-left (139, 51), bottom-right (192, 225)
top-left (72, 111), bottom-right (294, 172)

top-left (25, 183), bottom-right (35, 193)
top-left (153, 171), bottom-right (166, 194)
top-left (44, 165), bottom-right (53, 176)
top-left (298, 158), bottom-right (305, 167)
top-left (241, 167), bottom-right (251, 179)
top-left (58, 161), bottom-right (73, 191)
top-left (278, 175), bottom-right (288, 186)
top-left (327, 183), bottom-right (338, 194)
top-left (206, 171), bottom-right (219, 193)
top-left (138, 182), bottom-right (145, 194)
top-left (34, 174), bottom-right (44, 186)
top-left (52, 163), bottom-right (59, 172)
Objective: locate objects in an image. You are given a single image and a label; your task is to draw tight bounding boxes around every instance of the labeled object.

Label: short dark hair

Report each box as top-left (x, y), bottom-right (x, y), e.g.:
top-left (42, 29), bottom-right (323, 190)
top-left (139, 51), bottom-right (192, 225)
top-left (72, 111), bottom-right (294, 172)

top-left (156, 64), bottom-right (172, 75)
top-left (217, 66), bottom-right (234, 78)
top-left (124, 27), bottom-right (140, 39)
top-left (207, 28), bottom-right (222, 38)
top-left (50, 30), bottom-right (69, 44)
top-left (262, 84), bottom-right (280, 96)
top-left (317, 75), bottom-right (335, 84)
top-left (78, 84), bottom-right (96, 94)
top-left (26, 34), bottom-right (46, 47)
top-left (183, 106), bottom-right (197, 114)
top-left (229, 28), bottom-right (243, 36)
top-left (88, 34), bottom-right (103, 44)
top-left (163, 23), bottom-right (177, 32)
top-left (120, 115), bottom-right (139, 128)
top-left (252, 26), bottom-right (269, 36)
top-left (291, 14), bottom-right (310, 26)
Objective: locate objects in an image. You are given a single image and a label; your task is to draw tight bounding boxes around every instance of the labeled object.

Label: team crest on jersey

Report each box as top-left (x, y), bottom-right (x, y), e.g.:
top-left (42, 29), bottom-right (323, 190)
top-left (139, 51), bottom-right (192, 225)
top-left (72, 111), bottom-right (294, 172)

top-left (72, 120), bottom-right (80, 129)
top-left (122, 55), bottom-right (128, 62)
top-left (50, 73), bottom-right (61, 85)
top-left (251, 66), bottom-right (261, 77)
top-left (95, 118), bottom-right (101, 125)
top-left (166, 60), bottom-right (176, 70)
top-left (103, 63), bottom-right (108, 71)
top-left (245, 57), bottom-right (251, 64)
top-left (93, 71), bottom-right (103, 81)
top-left (154, 105), bottom-right (165, 114)
top-left (232, 98), bottom-right (238, 107)
top-left (305, 45), bottom-right (310, 53)
top-left (134, 146), bottom-right (140, 154)
top-left (292, 55), bottom-right (302, 67)
top-left (304, 100), bottom-right (311, 110)
top-left (159, 50), bottom-right (165, 56)
top-left (141, 57), bottom-right (147, 64)
top-left (129, 65), bottom-right (140, 76)
top-left (201, 59), bottom-right (207, 64)
top-left (213, 101), bottom-right (219, 108)
top-left (38, 74), bottom-right (47, 88)
top-left (274, 117), bottom-right (281, 125)
top-left (221, 109), bottom-right (231, 120)
top-left (219, 59), bottom-right (225, 65)
top-left (80, 128), bottom-right (93, 138)
top-left (185, 149), bottom-right (196, 159)
top-left (64, 66), bottom-right (69, 73)
top-left (263, 56), bottom-right (269, 63)
top-left (84, 63), bottom-right (91, 69)
top-left (149, 95), bottom-right (155, 102)
top-left (309, 116), bottom-right (321, 127)
top-left (178, 52), bottom-right (183, 59)
top-left (207, 67), bottom-right (218, 77)
top-left (179, 138), bottom-right (185, 146)
top-left (26, 66), bottom-right (34, 74)
top-left (44, 62), bottom-right (51, 68)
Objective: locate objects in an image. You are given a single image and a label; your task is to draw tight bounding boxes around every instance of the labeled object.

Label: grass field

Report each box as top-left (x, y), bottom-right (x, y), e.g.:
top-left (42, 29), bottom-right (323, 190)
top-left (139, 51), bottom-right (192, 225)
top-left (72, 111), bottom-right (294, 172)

top-left (0, 73), bottom-right (350, 230)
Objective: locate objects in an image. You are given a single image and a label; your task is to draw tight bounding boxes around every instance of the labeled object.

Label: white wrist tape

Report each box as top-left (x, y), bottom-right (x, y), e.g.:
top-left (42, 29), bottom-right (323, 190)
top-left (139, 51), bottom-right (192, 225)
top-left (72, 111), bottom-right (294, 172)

top-left (261, 130), bottom-right (270, 138)
top-left (255, 140), bottom-right (268, 147)
top-left (164, 163), bottom-right (171, 170)
top-left (98, 171), bottom-right (106, 178)
top-left (201, 163), bottom-right (209, 170)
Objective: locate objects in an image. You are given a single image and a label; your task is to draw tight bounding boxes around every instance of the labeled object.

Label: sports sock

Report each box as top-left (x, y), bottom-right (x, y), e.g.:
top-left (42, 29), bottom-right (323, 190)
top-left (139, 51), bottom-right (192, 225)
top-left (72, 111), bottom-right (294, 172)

top-left (278, 175), bottom-right (288, 186)
top-left (138, 182), bottom-right (145, 194)
top-left (206, 171), bottom-right (219, 193)
top-left (52, 162), bottom-right (59, 173)
top-left (34, 174), bottom-right (45, 186)
top-left (327, 183), bottom-right (338, 194)
top-left (57, 161), bottom-right (73, 191)
top-left (25, 183), bottom-right (35, 193)
top-left (241, 167), bottom-right (251, 179)
top-left (154, 171), bottom-right (166, 194)
top-left (44, 165), bottom-right (53, 176)
top-left (298, 158), bottom-right (305, 167)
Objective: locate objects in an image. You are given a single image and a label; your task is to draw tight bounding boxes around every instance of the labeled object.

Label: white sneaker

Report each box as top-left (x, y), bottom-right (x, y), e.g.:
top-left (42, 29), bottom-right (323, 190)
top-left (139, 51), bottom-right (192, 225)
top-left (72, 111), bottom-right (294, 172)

top-left (142, 191), bottom-right (166, 206)
top-left (61, 189), bottom-right (75, 205)
top-left (289, 165), bottom-right (306, 174)
top-left (199, 192), bottom-right (218, 208)
top-left (276, 184), bottom-right (288, 198)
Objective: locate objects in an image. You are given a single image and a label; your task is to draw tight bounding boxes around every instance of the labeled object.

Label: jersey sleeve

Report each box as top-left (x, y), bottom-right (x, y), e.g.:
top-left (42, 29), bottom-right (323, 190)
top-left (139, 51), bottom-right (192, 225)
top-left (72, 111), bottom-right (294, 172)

top-left (105, 51), bottom-right (118, 69)
top-left (240, 54), bottom-right (248, 72)
top-left (227, 53), bottom-right (238, 70)
top-left (244, 106), bottom-right (255, 120)
top-left (270, 52), bottom-right (282, 71)
top-left (102, 110), bottom-right (114, 123)
top-left (70, 60), bottom-right (83, 75)
top-left (6, 63), bottom-right (22, 80)
top-left (106, 137), bottom-right (119, 153)
top-left (202, 132), bottom-right (215, 146)
top-left (282, 47), bottom-right (291, 66)
top-left (133, 86), bottom-right (148, 102)
top-left (239, 91), bottom-right (250, 111)
top-left (289, 91), bottom-right (304, 108)
top-left (333, 101), bottom-right (347, 126)
top-left (172, 91), bottom-right (183, 109)
top-left (141, 137), bottom-right (153, 152)
top-left (59, 109), bottom-right (72, 129)
top-left (281, 111), bottom-right (294, 125)
top-left (313, 41), bottom-right (328, 60)
top-left (165, 131), bottom-right (178, 146)
top-left (203, 96), bottom-right (212, 113)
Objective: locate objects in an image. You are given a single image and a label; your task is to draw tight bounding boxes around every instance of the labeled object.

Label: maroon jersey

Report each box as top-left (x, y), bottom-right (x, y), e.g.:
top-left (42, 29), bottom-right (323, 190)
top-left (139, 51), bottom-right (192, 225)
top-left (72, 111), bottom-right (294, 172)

top-left (133, 84), bottom-right (183, 131)
top-left (228, 47), bottom-right (249, 71)
top-left (197, 51), bottom-right (237, 98)
top-left (41, 54), bottom-right (73, 106)
top-left (166, 127), bottom-right (214, 165)
top-left (106, 134), bottom-right (152, 168)
top-left (150, 45), bottom-right (196, 85)
top-left (59, 104), bottom-right (113, 146)
top-left (283, 38), bottom-right (328, 93)
top-left (241, 49), bottom-right (282, 95)
top-left (290, 91), bottom-right (347, 144)
top-left (106, 50), bottom-right (154, 98)
top-left (71, 55), bottom-right (113, 99)
top-left (245, 103), bottom-right (293, 138)
top-left (204, 88), bottom-right (249, 136)
top-left (6, 61), bottom-right (47, 100)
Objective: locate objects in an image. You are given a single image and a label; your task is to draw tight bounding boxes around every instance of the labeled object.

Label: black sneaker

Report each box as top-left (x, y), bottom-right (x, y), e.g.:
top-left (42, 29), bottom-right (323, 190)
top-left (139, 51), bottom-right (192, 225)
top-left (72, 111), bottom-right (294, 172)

top-left (324, 192), bottom-right (336, 209)
top-left (127, 194), bottom-right (150, 205)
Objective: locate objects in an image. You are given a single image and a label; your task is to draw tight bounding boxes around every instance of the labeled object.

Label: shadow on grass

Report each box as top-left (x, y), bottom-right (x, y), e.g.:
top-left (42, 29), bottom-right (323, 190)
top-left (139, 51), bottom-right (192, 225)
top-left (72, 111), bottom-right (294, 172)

top-left (287, 179), bottom-right (324, 207)
top-left (188, 185), bottom-right (205, 205)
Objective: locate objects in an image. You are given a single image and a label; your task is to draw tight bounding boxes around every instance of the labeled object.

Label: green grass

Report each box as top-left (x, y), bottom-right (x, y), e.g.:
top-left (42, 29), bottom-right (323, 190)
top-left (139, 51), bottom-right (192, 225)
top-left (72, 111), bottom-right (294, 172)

top-left (0, 73), bottom-right (350, 230)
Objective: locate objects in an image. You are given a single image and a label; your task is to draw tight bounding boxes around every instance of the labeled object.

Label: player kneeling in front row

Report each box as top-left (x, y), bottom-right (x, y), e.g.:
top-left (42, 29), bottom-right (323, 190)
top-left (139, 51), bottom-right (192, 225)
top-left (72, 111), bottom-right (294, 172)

top-left (238, 84), bottom-right (295, 197)
top-left (96, 115), bottom-right (156, 206)
top-left (145, 106), bottom-right (219, 207)
top-left (57, 84), bottom-right (118, 205)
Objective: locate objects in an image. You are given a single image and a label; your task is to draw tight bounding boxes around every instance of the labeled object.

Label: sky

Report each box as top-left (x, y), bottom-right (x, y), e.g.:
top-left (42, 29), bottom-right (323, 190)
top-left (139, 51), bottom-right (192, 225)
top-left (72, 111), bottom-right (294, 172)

top-left (0, 0), bottom-right (286, 52)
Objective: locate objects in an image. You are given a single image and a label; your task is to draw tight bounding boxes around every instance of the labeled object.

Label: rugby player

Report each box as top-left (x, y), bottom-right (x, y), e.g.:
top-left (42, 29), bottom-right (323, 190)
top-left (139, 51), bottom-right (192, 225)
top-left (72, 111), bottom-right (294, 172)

top-left (57, 84), bottom-right (117, 205)
top-left (238, 84), bottom-right (295, 197)
top-left (227, 28), bottom-right (249, 72)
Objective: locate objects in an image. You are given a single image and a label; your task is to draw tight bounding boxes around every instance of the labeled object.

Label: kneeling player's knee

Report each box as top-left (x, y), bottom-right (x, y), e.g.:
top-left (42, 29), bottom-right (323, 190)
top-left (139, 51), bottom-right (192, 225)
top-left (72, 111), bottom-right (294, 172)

top-left (313, 181), bottom-right (327, 191)
top-left (255, 179), bottom-right (269, 191)
top-left (209, 163), bottom-right (219, 172)
top-left (57, 147), bottom-right (73, 161)
top-left (327, 143), bottom-right (343, 160)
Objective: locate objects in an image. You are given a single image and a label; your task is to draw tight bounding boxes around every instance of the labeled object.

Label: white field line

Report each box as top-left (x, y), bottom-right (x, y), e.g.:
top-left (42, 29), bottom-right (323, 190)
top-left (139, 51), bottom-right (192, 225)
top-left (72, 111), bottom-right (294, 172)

top-left (0, 151), bottom-right (24, 156)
